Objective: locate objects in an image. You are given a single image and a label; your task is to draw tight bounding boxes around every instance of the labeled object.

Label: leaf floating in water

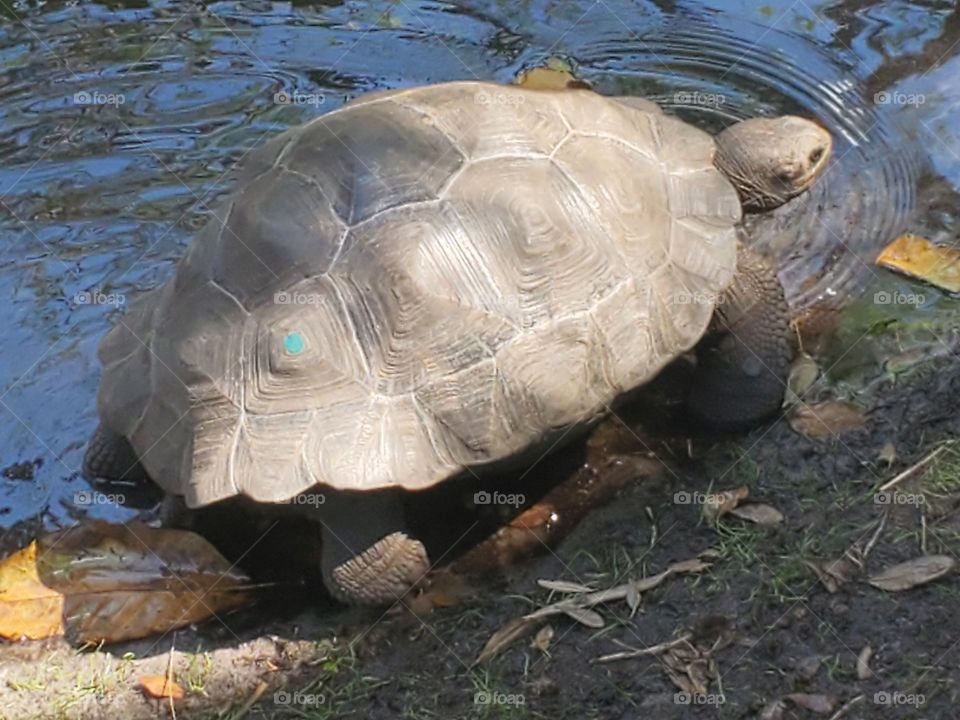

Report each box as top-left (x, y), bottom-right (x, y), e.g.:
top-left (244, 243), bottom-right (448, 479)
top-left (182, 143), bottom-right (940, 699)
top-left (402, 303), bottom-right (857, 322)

top-left (0, 521), bottom-right (254, 644)
top-left (788, 401), bottom-right (866, 439)
top-left (868, 555), bottom-right (955, 592)
top-left (875, 233), bottom-right (960, 294)
top-left (515, 61), bottom-right (589, 91)
top-left (139, 675), bottom-right (185, 701)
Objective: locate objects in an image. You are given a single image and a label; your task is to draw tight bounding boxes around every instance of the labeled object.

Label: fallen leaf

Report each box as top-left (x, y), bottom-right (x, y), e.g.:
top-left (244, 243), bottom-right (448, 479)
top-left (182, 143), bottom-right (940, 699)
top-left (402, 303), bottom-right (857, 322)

top-left (477, 557), bottom-right (710, 664)
top-left (806, 558), bottom-right (857, 593)
top-left (785, 693), bottom-right (836, 713)
top-left (703, 487), bottom-right (749, 523)
top-left (795, 655), bottom-right (821, 681)
top-left (876, 233), bottom-right (960, 294)
top-left (729, 503), bottom-right (784, 526)
top-left (537, 579), bottom-right (594, 594)
top-left (0, 542), bottom-right (65, 640)
top-left (563, 607), bottom-right (605, 628)
top-left (877, 441), bottom-right (897, 467)
top-left (0, 521), bottom-right (253, 644)
top-left (789, 401), bottom-right (866, 439)
top-left (784, 354), bottom-right (820, 406)
top-left (531, 625), bottom-right (554, 652)
top-left (760, 699), bottom-right (786, 720)
top-left (868, 555), bottom-right (955, 591)
top-left (139, 675), bottom-right (185, 701)
top-left (857, 645), bottom-right (874, 680)
top-left (515, 62), bottom-right (589, 91)
top-left (473, 617), bottom-right (540, 666)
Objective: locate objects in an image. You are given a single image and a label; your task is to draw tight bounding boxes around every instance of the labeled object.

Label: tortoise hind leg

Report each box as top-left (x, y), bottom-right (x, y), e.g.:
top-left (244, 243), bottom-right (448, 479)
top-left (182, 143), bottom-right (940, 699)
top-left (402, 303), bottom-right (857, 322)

top-left (316, 489), bottom-right (429, 606)
top-left (686, 244), bottom-right (794, 430)
top-left (83, 424), bottom-right (148, 482)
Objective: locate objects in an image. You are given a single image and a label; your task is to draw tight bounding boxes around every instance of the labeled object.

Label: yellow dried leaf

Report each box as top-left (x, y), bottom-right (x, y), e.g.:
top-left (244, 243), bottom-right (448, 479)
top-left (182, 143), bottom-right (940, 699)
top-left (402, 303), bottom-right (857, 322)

top-left (0, 541), bottom-right (65, 640)
top-left (515, 65), bottom-right (589, 91)
top-left (876, 233), bottom-right (960, 293)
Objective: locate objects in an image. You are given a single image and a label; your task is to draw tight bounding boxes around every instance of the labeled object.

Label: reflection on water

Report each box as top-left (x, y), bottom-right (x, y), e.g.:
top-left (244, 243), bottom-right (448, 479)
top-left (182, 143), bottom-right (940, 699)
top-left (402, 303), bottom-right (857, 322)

top-left (0, 0), bottom-right (958, 530)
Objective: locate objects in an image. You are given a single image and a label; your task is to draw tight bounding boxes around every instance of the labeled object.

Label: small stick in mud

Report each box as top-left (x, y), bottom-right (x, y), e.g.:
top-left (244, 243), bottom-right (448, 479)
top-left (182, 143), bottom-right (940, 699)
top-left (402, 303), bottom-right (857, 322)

top-left (879, 443), bottom-right (952, 493)
top-left (594, 633), bottom-right (693, 663)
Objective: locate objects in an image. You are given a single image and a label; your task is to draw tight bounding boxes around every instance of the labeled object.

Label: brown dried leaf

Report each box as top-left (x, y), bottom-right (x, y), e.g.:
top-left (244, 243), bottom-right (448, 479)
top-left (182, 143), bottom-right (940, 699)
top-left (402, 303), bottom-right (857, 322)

top-left (703, 486), bottom-right (749, 523)
top-left (806, 558), bottom-right (857, 593)
top-left (139, 675), bottom-right (185, 701)
top-left (0, 522), bottom-right (253, 644)
top-left (729, 503), bottom-right (784, 526)
top-left (877, 441), bottom-right (897, 467)
top-left (876, 233), bottom-right (960, 294)
top-left (785, 693), bottom-right (836, 713)
top-left (563, 606), bottom-right (605, 629)
top-left (857, 645), bottom-right (874, 680)
top-left (474, 617), bottom-right (540, 666)
top-left (789, 401), bottom-right (866, 439)
top-left (868, 555), bottom-right (955, 591)
top-left (531, 625), bottom-right (554, 652)
top-left (537, 579), bottom-right (594, 594)
top-left (760, 700), bottom-right (786, 720)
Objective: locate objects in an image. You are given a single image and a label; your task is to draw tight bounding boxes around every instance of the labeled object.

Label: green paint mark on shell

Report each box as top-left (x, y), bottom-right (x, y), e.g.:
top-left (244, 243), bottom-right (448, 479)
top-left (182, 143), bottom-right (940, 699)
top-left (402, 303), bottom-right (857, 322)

top-left (283, 331), bottom-right (305, 355)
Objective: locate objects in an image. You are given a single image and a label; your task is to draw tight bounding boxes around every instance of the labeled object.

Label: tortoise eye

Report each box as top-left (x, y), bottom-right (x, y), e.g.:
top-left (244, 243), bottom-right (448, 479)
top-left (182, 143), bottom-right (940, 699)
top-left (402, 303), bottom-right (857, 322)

top-left (809, 147), bottom-right (825, 165)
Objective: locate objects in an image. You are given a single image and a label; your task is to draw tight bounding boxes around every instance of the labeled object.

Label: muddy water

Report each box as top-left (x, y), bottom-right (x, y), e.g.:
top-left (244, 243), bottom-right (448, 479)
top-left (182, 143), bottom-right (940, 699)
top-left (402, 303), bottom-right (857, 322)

top-left (0, 0), bottom-right (957, 535)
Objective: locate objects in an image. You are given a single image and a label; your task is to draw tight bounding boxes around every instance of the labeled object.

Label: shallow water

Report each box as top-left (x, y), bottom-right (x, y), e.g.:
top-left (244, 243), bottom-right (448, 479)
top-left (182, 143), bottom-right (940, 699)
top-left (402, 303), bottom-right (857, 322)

top-left (0, 0), bottom-right (958, 530)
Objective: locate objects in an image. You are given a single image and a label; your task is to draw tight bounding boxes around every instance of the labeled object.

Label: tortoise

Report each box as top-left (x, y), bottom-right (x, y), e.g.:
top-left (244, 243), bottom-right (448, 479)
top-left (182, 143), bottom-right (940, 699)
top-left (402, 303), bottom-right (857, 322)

top-left (84, 81), bottom-right (832, 605)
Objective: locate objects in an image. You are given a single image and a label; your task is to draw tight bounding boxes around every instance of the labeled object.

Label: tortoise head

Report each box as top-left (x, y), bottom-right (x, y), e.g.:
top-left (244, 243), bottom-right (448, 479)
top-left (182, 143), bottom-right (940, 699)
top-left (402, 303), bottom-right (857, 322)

top-left (714, 116), bottom-right (833, 212)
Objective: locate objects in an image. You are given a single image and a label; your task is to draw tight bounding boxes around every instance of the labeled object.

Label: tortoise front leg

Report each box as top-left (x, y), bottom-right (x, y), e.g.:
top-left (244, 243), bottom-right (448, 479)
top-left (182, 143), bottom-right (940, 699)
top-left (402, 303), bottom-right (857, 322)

top-left (686, 244), bottom-right (794, 429)
top-left (83, 424), bottom-right (149, 482)
top-left (315, 488), bottom-right (430, 606)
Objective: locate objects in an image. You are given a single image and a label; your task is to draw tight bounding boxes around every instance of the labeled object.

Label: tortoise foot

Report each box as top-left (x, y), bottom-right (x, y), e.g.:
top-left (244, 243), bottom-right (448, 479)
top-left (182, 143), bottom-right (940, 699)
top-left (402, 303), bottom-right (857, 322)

top-left (83, 424), bottom-right (148, 482)
top-left (325, 531), bottom-right (429, 606)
